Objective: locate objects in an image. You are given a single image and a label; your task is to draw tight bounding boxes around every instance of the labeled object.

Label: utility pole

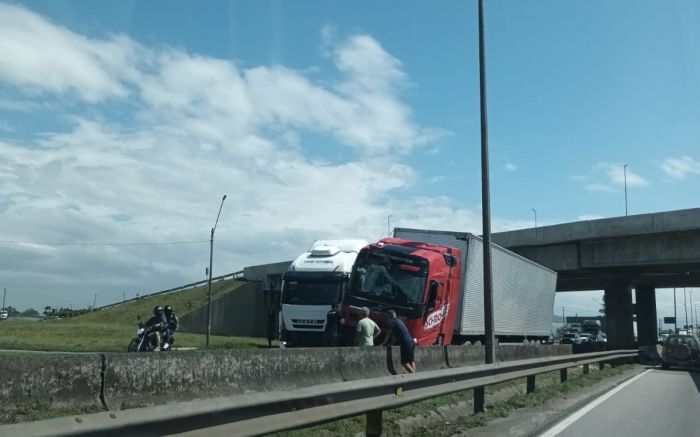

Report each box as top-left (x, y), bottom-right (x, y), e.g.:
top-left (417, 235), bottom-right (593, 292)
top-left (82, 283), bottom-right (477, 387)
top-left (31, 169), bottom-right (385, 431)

top-left (477, 0), bottom-right (495, 366)
top-left (387, 215), bottom-right (393, 237)
top-left (123, 291), bottom-right (126, 303)
top-left (93, 293), bottom-right (97, 309)
top-left (2, 287), bottom-right (6, 310)
top-left (674, 288), bottom-right (678, 332)
top-left (690, 289), bottom-right (694, 329)
top-left (684, 288), bottom-right (689, 329)
top-left (206, 194), bottom-right (227, 347)
top-left (561, 306), bottom-right (566, 324)
top-left (531, 208), bottom-right (537, 237)
top-left (623, 164), bottom-right (628, 216)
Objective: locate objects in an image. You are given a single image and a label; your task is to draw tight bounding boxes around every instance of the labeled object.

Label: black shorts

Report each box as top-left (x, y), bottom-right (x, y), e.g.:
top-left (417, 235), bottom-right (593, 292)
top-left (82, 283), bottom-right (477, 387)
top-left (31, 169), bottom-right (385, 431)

top-left (400, 342), bottom-right (415, 364)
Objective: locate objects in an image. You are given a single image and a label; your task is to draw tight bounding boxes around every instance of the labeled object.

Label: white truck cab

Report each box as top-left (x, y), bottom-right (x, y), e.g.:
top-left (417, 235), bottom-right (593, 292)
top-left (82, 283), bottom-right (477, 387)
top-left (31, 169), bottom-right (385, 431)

top-left (0, 310), bottom-right (8, 320)
top-left (280, 239), bottom-right (367, 347)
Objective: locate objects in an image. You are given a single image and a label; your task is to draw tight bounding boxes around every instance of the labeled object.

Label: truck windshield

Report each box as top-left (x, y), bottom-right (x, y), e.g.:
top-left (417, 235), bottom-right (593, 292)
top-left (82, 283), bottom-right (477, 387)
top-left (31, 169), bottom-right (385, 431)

top-left (282, 279), bottom-right (343, 305)
top-left (348, 250), bottom-right (428, 305)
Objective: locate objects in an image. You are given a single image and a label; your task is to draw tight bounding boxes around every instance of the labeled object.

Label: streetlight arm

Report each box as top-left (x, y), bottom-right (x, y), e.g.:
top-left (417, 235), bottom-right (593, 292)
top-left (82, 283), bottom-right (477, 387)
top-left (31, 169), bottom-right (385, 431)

top-left (213, 195), bottom-right (227, 233)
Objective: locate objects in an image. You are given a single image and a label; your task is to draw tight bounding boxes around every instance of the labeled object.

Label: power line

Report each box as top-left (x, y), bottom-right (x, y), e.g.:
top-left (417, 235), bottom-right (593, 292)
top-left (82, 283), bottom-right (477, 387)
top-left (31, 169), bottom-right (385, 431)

top-left (0, 240), bottom-right (208, 247)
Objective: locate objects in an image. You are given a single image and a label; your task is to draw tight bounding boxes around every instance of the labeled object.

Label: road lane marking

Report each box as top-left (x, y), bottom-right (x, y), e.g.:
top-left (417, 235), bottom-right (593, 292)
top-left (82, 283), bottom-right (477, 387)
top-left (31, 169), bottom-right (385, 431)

top-left (538, 368), bottom-right (653, 437)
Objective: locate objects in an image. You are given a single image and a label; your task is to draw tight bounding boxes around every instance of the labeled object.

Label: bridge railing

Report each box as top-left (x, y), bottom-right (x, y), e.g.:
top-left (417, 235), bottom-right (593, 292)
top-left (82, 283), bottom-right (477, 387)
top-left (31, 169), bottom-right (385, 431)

top-left (2, 349), bottom-right (637, 437)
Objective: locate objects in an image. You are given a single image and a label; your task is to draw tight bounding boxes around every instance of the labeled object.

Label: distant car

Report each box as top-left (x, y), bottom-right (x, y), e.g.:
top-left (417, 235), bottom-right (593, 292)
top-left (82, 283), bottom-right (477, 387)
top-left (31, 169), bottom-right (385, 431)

top-left (561, 333), bottom-right (582, 345)
top-left (578, 333), bottom-right (594, 343)
top-left (661, 334), bottom-right (700, 370)
top-left (0, 310), bottom-right (8, 320)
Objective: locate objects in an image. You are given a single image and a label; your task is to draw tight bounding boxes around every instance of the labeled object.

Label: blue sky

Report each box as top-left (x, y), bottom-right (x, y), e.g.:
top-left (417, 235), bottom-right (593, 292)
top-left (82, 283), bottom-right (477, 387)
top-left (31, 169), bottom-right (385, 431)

top-left (0, 1), bottom-right (698, 322)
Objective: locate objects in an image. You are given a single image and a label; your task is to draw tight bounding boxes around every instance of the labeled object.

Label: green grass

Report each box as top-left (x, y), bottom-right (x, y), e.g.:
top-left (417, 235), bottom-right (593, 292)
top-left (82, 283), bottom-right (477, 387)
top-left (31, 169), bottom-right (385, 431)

top-left (0, 400), bottom-right (102, 425)
top-left (0, 279), bottom-right (275, 352)
top-left (275, 364), bottom-right (631, 437)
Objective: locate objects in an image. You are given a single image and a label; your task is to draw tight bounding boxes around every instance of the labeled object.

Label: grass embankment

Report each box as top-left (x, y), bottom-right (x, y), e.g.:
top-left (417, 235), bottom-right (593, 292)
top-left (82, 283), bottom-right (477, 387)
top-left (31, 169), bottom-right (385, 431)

top-left (276, 364), bottom-right (632, 437)
top-left (0, 279), bottom-right (272, 352)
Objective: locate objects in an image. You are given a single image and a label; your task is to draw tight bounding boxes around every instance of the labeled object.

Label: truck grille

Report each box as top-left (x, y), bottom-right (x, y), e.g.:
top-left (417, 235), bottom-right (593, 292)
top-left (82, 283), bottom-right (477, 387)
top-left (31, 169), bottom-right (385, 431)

top-left (291, 319), bottom-right (325, 330)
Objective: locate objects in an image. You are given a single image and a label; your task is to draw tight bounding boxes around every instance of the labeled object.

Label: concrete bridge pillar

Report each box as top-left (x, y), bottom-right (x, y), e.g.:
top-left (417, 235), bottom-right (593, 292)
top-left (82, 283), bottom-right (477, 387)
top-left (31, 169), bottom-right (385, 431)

top-left (604, 283), bottom-right (635, 349)
top-left (635, 285), bottom-right (657, 346)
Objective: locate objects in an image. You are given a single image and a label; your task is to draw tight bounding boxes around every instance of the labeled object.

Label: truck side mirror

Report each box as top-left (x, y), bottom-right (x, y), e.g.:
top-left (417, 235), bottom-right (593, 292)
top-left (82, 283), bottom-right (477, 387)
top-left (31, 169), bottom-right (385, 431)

top-left (426, 281), bottom-right (439, 311)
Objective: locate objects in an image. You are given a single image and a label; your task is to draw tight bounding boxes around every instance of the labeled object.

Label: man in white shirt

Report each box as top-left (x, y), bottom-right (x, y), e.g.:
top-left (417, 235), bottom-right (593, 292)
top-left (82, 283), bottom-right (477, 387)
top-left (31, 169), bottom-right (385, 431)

top-left (355, 306), bottom-right (381, 346)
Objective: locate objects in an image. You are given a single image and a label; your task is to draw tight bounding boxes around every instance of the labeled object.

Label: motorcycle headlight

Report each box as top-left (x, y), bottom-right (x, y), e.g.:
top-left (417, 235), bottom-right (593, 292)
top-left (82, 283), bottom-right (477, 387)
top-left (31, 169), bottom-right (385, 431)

top-left (137, 327), bottom-right (145, 335)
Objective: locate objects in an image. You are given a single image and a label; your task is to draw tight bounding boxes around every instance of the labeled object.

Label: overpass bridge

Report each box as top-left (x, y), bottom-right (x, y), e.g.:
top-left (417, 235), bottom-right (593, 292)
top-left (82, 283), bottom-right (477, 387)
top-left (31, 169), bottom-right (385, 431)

top-left (493, 207), bottom-right (700, 350)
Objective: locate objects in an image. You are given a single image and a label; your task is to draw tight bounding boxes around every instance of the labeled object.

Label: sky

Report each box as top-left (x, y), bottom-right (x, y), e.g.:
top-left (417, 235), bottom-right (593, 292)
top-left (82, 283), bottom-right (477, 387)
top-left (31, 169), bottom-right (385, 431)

top-left (0, 0), bottom-right (699, 324)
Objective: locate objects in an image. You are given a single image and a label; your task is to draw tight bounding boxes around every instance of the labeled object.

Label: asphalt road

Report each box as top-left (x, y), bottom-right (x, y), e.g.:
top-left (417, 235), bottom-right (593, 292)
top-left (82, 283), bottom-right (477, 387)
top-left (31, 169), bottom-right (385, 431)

top-left (540, 368), bottom-right (700, 437)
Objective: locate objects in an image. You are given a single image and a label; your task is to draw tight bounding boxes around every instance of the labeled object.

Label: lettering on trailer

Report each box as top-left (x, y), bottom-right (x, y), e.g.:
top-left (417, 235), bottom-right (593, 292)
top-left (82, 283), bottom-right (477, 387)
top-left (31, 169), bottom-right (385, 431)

top-left (424, 304), bottom-right (450, 330)
top-left (303, 260), bottom-right (334, 264)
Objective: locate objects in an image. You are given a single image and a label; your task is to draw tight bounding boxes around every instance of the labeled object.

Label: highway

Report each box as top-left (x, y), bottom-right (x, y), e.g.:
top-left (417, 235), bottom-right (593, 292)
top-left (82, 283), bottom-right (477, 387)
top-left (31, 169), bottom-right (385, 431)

top-left (540, 368), bottom-right (700, 437)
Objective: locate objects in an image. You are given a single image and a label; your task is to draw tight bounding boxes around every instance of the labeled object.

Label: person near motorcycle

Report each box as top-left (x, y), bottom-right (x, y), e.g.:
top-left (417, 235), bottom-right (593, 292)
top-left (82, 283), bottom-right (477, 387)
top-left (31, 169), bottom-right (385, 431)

top-left (163, 305), bottom-right (179, 350)
top-left (144, 306), bottom-right (167, 351)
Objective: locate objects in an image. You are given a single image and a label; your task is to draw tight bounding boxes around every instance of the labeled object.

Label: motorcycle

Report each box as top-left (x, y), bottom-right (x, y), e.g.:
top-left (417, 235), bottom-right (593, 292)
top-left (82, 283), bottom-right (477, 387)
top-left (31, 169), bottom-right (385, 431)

top-left (127, 316), bottom-right (161, 352)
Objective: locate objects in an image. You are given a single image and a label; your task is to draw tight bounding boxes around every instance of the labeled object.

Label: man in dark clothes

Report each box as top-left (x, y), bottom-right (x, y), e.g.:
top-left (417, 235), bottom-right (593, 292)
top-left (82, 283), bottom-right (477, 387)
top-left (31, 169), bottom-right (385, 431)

top-left (382, 310), bottom-right (416, 373)
top-left (323, 304), bottom-right (341, 347)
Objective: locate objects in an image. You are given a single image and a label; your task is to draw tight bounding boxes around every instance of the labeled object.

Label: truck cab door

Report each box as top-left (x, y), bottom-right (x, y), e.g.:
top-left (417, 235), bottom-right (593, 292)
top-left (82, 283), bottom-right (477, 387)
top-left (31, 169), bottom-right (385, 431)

top-left (421, 280), bottom-right (448, 344)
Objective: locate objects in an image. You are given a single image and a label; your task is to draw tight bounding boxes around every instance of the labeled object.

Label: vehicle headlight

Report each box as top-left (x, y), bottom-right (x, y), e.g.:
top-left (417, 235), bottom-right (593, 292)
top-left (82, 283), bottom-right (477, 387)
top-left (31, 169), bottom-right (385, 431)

top-left (137, 327), bottom-right (145, 335)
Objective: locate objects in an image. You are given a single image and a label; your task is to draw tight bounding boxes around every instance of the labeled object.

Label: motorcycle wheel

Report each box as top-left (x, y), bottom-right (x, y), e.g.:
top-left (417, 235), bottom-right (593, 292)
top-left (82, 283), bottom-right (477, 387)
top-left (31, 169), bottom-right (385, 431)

top-left (127, 338), bottom-right (139, 352)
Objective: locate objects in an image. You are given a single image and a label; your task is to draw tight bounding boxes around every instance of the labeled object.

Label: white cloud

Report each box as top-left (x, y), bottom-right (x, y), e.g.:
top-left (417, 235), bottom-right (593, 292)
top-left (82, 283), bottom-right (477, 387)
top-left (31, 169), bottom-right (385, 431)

top-left (598, 162), bottom-right (649, 188)
top-left (577, 162), bottom-right (650, 193)
top-left (504, 163), bottom-right (517, 171)
top-left (661, 156), bottom-right (700, 180)
top-left (0, 4), bottom-right (461, 309)
top-left (0, 3), bottom-right (142, 102)
top-left (577, 214), bottom-right (605, 221)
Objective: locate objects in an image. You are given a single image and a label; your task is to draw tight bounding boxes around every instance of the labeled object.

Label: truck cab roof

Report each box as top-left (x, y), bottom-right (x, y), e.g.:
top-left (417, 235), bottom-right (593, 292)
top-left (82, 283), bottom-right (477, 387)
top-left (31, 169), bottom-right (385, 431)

top-left (288, 239), bottom-right (368, 274)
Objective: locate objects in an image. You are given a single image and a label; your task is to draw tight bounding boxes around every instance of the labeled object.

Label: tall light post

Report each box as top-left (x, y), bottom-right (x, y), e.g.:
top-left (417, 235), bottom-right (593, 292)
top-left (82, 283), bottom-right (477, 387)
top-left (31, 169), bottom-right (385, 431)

top-left (531, 208), bottom-right (537, 236)
top-left (674, 287), bottom-right (678, 332)
top-left (684, 287), bottom-right (689, 329)
top-left (690, 289), bottom-right (694, 328)
top-left (477, 0), bottom-right (495, 367)
top-left (2, 287), bottom-right (6, 310)
top-left (206, 194), bottom-right (227, 347)
top-left (623, 164), bottom-right (628, 216)
top-left (387, 215), bottom-right (393, 237)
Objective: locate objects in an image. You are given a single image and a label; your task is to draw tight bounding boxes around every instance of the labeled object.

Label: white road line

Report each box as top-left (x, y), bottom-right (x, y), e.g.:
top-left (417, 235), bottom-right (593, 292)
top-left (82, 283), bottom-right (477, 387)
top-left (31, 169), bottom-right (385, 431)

top-left (538, 368), bottom-right (653, 437)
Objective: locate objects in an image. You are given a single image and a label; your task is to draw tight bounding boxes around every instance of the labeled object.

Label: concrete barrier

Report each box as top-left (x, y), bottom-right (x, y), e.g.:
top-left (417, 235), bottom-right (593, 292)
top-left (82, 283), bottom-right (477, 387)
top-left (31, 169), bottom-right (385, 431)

top-left (337, 347), bottom-right (393, 381)
top-left (445, 345), bottom-right (486, 367)
top-left (0, 353), bottom-right (103, 410)
top-left (390, 346), bottom-right (447, 373)
top-left (445, 344), bottom-right (572, 368)
top-left (102, 348), bottom-right (343, 410)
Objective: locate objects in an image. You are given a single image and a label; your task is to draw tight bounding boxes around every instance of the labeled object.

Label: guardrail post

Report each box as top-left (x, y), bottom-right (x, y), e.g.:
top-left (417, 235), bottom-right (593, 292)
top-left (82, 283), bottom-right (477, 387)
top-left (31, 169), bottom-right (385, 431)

top-left (526, 375), bottom-right (536, 394)
top-left (599, 362), bottom-right (605, 371)
top-left (560, 368), bottom-right (568, 383)
top-left (583, 364), bottom-right (590, 374)
top-left (474, 386), bottom-right (486, 413)
top-left (366, 409), bottom-right (383, 437)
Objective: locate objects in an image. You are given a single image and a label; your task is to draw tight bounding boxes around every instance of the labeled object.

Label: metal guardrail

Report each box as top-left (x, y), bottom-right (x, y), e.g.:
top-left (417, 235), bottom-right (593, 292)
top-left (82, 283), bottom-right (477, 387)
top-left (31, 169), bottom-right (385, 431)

top-left (0, 349), bottom-right (637, 437)
top-left (95, 270), bottom-right (244, 311)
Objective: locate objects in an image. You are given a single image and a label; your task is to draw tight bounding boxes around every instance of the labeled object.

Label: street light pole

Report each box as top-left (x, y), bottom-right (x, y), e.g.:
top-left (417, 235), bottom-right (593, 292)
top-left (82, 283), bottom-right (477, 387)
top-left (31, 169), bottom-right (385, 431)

top-left (623, 164), bottom-right (628, 216)
top-left (387, 215), bottom-right (393, 237)
top-left (2, 287), bottom-right (6, 310)
top-left (690, 289), bottom-right (694, 329)
top-left (206, 194), bottom-right (227, 347)
top-left (531, 208), bottom-right (537, 236)
top-left (477, 0), bottom-right (496, 365)
top-left (684, 288), bottom-right (689, 329)
top-left (674, 288), bottom-right (678, 332)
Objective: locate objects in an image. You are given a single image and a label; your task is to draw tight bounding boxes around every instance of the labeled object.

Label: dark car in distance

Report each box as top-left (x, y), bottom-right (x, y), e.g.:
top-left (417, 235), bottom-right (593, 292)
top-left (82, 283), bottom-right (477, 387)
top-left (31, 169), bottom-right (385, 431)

top-left (661, 334), bottom-right (700, 370)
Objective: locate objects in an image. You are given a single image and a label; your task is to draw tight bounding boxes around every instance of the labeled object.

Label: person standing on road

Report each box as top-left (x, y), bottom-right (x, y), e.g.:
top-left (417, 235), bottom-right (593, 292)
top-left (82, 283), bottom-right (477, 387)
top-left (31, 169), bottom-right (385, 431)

top-left (382, 310), bottom-right (416, 373)
top-left (355, 306), bottom-right (381, 346)
top-left (323, 304), bottom-right (341, 347)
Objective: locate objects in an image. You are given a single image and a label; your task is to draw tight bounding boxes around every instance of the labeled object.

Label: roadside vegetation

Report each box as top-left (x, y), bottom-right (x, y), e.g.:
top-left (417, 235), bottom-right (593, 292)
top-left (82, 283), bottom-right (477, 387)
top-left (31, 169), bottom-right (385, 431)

top-left (0, 279), bottom-right (273, 352)
top-left (275, 363), bottom-right (632, 437)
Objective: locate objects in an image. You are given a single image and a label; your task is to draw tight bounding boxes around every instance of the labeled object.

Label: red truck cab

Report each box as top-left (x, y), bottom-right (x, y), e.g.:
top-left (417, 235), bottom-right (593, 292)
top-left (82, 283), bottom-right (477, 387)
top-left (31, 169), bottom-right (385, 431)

top-left (341, 238), bottom-right (461, 346)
